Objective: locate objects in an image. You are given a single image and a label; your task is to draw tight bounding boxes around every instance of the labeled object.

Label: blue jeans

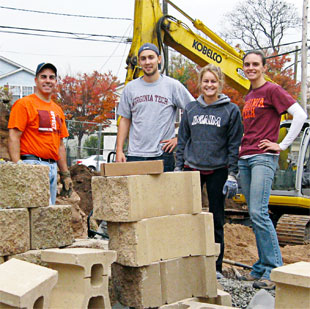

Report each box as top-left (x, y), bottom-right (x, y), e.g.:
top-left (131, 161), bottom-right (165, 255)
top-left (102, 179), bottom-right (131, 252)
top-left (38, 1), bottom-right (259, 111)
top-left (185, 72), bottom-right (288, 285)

top-left (238, 154), bottom-right (283, 280)
top-left (22, 160), bottom-right (58, 205)
top-left (127, 152), bottom-right (175, 172)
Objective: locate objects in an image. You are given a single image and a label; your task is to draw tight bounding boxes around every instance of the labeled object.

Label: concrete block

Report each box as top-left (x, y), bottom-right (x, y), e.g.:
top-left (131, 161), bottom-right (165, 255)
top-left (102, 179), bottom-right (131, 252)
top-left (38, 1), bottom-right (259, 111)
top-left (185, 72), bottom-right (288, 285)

top-left (271, 261), bottom-right (310, 288)
top-left (92, 171), bottom-right (202, 222)
top-left (108, 212), bottom-right (216, 266)
top-left (101, 160), bottom-right (163, 176)
top-left (112, 256), bottom-right (217, 308)
top-left (41, 248), bottom-right (117, 309)
top-left (42, 248), bottom-right (117, 277)
top-left (0, 164), bottom-right (49, 208)
top-left (271, 262), bottom-right (310, 309)
top-left (9, 249), bottom-right (48, 267)
top-left (0, 258), bottom-right (57, 309)
top-left (0, 208), bottom-right (30, 256)
top-left (30, 205), bottom-right (74, 249)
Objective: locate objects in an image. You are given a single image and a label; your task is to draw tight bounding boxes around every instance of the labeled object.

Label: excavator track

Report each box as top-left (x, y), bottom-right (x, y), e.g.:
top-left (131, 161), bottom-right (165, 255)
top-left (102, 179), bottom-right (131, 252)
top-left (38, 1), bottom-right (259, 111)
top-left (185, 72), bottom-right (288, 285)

top-left (276, 214), bottom-right (310, 246)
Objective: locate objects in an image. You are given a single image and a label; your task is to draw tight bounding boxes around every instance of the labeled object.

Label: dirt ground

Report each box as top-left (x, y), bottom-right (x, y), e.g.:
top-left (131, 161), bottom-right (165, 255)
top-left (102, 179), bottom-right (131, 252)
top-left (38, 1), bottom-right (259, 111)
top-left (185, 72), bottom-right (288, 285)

top-left (224, 223), bottom-right (310, 269)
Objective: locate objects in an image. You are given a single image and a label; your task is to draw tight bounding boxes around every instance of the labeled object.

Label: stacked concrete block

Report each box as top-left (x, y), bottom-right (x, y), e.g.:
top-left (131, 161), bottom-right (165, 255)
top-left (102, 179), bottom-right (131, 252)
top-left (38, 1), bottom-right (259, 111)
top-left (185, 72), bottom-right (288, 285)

top-left (30, 205), bottom-right (74, 249)
top-left (112, 256), bottom-right (217, 308)
top-left (92, 170), bottom-right (223, 308)
top-left (0, 208), bottom-right (30, 256)
top-left (41, 247), bottom-right (116, 309)
top-left (92, 171), bottom-right (202, 221)
top-left (0, 164), bottom-right (50, 208)
top-left (0, 258), bottom-right (57, 308)
top-left (271, 261), bottom-right (310, 309)
top-left (108, 212), bottom-right (216, 266)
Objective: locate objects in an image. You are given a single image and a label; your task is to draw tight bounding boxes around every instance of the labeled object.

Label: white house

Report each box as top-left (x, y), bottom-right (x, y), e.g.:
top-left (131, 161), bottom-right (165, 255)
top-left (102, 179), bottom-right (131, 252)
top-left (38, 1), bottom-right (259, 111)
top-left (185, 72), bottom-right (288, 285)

top-left (0, 56), bottom-right (35, 103)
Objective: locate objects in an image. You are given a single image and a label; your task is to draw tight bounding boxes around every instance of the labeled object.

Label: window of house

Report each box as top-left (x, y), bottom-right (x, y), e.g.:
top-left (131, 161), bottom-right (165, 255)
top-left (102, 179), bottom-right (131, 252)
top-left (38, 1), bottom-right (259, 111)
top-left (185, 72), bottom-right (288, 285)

top-left (22, 86), bottom-right (33, 97)
top-left (10, 86), bottom-right (21, 104)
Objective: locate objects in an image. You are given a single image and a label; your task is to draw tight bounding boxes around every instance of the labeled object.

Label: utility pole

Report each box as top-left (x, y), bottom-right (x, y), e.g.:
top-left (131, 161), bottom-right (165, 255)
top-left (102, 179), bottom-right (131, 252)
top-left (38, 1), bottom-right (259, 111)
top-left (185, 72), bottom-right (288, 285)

top-left (294, 46), bottom-right (298, 81)
top-left (162, 0), bottom-right (169, 76)
top-left (300, 0), bottom-right (308, 112)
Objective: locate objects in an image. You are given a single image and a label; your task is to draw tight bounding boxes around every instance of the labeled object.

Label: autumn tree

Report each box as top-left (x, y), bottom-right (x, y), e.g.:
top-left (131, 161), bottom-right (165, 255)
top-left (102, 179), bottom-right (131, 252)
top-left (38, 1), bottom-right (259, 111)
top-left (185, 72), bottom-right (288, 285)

top-left (222, 0), bottom-right (300, 52)
top-left (56, 71), bottom-right (119, 158)
top-left (168, 54), bottom-right (200, 98)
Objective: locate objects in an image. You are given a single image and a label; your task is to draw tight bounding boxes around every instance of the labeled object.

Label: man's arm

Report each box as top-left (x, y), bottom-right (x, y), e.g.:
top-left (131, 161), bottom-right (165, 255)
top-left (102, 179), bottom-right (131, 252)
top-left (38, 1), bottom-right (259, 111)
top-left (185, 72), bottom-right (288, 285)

top-left (8, 128), bottom-right (22, 162)
top-left (57, 139), bottom-right (69, 172)
top-left (116, 117), bottom-right (131, 162)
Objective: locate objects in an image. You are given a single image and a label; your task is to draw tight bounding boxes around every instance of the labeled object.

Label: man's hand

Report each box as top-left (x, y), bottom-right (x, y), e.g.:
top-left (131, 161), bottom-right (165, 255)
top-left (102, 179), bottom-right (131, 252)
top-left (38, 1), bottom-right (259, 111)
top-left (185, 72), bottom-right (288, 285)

top-left (116, 151), bottom-right (127, 162)
top-left (59, 171), bottom-right (73, 198)
top-left (222, 175), bottom-right (238, 199)
top-left (258, 139), bottom-right (281, 152)
top-left (161, 137), bottom-right (177, 153)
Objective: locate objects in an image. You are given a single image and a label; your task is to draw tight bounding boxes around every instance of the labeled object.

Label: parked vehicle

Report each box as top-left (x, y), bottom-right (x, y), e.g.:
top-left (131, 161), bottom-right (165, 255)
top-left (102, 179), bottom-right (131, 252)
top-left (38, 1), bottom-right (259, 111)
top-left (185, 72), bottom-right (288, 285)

top-left (74, 155), bottom-right (105, 171)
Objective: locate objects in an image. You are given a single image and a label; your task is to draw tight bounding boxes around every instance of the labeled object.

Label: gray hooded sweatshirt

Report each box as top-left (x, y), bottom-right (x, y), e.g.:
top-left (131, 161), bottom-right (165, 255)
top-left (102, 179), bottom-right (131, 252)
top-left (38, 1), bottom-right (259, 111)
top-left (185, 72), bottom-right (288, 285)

top-left (176, 94), bottom-right (243, 175)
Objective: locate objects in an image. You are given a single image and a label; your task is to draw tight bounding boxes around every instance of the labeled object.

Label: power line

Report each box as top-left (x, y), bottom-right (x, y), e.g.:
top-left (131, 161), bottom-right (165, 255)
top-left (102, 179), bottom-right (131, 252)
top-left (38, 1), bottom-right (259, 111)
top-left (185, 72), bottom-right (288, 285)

top-left (0, 25), bottom-right (131, 41)
top-left (0, 5), bottom-right (132, 21)
top-left (0, 30), bottom-right (130, 43)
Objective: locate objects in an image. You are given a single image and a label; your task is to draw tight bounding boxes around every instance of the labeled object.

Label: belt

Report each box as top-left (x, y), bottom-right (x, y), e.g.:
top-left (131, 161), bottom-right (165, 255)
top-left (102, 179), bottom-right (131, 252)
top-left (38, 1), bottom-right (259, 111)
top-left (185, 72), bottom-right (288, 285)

top-left (21, 155), bottom-right (56, 164)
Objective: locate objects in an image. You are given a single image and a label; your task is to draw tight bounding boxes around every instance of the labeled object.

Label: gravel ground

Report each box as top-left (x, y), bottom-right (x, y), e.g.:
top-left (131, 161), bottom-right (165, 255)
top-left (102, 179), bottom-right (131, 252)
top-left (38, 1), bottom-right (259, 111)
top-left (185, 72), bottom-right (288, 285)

top-left (218, 277), bottom-right (275, 308)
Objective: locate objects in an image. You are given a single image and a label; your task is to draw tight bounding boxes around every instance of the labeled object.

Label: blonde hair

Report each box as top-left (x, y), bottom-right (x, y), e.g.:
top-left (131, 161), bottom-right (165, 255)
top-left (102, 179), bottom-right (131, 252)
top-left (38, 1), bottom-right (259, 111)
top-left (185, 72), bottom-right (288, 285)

top-left (198, 64), bottom-right (224, 94)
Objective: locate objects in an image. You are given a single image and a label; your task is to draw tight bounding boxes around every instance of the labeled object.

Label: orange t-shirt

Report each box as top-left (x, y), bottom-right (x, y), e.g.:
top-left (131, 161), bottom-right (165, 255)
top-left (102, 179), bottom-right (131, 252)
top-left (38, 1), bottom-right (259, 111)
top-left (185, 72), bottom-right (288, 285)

top-left (8, 94), bottom-right (69, 161)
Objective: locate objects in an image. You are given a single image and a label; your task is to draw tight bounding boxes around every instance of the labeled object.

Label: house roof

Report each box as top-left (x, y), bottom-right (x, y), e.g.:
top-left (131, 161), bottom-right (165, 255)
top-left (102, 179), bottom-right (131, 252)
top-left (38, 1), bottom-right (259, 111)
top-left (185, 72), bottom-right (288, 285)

top-left (0, 55), bottom-right (35, 79)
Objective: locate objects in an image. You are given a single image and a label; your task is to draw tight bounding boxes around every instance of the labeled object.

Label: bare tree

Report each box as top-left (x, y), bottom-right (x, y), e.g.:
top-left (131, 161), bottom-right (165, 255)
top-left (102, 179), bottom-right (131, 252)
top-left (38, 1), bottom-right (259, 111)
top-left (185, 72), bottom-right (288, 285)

top-left (222, 0), bottom-right (301, 52)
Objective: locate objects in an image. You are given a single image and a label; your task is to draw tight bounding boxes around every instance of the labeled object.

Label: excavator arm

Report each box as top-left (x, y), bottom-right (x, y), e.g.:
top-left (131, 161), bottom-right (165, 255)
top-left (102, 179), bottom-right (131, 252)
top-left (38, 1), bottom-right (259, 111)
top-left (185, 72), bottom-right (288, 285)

top-left (125, 0), bottom-right (250, 93)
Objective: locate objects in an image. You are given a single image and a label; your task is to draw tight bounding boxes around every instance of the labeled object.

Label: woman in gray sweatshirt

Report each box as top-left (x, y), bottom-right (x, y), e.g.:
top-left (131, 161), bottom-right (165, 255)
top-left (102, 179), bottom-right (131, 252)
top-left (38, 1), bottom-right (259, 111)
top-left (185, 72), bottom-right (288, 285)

top-left (175, 64), bottom-right (243, 274)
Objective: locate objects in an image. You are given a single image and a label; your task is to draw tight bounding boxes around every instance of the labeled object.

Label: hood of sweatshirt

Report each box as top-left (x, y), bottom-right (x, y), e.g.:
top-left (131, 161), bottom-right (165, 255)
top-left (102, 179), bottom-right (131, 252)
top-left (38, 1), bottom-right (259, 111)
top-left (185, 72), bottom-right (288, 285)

top-left (197, 94), bottom-right (231, 108)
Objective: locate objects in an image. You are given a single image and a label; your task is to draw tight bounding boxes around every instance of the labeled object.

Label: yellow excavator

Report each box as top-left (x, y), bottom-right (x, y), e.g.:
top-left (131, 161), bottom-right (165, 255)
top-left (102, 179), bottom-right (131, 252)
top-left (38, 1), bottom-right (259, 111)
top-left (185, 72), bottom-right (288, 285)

top-left (123, 0), bottom-right (310, 245)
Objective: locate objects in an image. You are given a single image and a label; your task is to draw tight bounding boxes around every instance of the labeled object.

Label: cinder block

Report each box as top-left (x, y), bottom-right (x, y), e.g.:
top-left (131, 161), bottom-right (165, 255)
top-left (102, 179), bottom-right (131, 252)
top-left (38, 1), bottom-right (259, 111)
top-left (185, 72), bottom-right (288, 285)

top-left (41, 248), bottom-right (117, 309)
top-left (30, 205), bottom-right (74, 249)
top-left (108, 212), bottom-right (216, 266)
top-left (271, 262), bottom-right (310, 309)
top-left (0, 208), bottom-right (30, 256)
top-left (0, 258), bottom-right (57, 309)
top-left (112, 256), bottom-right (217, 308)
top-left (9, 249), bottom-right (48, 267)
top-left (0, 164), bottom-right (49, 208)
top-left (92, 171), bottom-right (202, 222)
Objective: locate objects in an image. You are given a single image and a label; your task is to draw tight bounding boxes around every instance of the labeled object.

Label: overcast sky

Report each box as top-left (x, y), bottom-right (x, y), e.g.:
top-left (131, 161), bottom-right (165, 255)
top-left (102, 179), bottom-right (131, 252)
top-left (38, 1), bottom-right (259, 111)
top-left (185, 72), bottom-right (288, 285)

top-left (0, 0), bottom-right (305, 82)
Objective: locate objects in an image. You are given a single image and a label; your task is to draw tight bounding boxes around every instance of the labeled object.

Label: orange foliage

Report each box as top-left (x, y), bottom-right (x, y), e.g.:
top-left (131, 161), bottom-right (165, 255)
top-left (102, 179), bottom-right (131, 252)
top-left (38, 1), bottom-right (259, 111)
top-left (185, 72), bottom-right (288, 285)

top-left (56, 71), bottom-right (119, 125)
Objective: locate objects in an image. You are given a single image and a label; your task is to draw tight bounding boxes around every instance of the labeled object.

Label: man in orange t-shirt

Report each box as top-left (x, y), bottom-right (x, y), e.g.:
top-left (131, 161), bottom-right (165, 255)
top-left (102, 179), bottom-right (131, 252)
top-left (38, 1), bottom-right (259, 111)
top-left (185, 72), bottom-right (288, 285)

top-left (8, 62), bottom-right (72, 204)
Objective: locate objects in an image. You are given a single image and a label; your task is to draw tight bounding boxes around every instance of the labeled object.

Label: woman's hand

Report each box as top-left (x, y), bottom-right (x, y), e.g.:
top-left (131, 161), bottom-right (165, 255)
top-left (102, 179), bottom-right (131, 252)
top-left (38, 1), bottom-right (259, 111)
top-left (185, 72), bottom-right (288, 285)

top-left (258, 139), bottom-right (281, 152)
